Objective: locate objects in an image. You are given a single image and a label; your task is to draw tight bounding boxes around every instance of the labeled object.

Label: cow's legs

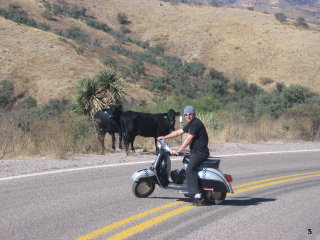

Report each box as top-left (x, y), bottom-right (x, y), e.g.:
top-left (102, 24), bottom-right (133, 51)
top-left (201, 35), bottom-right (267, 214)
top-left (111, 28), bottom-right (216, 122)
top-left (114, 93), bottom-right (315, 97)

top-left (130, 136), bottom-right (135, 153)
top-left (118, 130), bottom-right (122, 150)
top-left (98, 132), bottom-right (106, 154)
top-left (110, 133), bottom-right (116, 151)
top-left (123, 134), bottom-right (130, 155)
top-left (154, 138), bottom-right (159, 154)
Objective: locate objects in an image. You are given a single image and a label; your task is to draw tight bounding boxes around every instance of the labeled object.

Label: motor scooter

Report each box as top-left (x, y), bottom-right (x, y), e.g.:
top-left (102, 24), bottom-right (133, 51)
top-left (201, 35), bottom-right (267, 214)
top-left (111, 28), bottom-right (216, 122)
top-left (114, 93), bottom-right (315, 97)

top-left (132, 140), bottom-right (234, 205)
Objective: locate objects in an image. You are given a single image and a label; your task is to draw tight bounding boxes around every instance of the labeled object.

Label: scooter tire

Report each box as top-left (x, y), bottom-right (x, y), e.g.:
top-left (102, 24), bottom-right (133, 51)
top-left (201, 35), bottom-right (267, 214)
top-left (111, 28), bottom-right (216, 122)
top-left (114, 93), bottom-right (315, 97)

top-left (204, 191), bottom-right (226, 205)
top-left (132, 180), bottom-right (155, 198)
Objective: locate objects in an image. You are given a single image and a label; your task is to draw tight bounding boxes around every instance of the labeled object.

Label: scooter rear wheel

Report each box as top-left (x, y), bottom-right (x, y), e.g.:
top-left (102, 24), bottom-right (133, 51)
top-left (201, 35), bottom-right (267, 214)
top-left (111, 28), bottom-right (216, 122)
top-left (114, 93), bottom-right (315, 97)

top-left (132, 180), bottom-right (155, 198)
top-left (204, 191), bottom-right (226, 205)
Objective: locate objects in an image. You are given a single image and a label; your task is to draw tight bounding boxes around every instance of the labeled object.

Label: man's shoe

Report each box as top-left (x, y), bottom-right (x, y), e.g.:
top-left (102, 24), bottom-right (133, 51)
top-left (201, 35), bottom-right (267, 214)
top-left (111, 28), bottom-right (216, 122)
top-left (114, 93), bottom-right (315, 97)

top-left (193, 197), bottom-right (205, 206)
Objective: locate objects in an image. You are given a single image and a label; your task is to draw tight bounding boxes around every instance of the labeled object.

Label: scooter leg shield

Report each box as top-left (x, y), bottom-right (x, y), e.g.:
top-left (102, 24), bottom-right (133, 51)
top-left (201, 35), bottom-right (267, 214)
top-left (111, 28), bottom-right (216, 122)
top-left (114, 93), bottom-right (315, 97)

top-left (132, 168), bottom-right (156, 182)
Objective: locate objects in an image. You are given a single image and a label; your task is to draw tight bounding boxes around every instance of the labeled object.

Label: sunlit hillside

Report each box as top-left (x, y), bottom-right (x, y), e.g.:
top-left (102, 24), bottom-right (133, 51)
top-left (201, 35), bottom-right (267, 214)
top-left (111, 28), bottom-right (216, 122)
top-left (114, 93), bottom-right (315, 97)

top-left (1, 0), bottom-right (320, 104)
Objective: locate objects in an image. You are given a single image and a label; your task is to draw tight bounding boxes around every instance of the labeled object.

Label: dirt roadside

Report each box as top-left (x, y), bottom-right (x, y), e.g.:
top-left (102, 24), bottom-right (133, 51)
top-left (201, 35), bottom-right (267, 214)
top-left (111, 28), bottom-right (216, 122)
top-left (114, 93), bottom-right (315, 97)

top-left (0, 141), bottom-right (319, 178)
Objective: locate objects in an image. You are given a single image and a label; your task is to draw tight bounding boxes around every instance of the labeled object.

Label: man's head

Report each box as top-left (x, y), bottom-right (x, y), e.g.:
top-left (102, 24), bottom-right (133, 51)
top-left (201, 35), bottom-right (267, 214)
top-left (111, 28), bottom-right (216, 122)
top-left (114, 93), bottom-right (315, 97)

top-left (183, 106), bottom-right (196, 121)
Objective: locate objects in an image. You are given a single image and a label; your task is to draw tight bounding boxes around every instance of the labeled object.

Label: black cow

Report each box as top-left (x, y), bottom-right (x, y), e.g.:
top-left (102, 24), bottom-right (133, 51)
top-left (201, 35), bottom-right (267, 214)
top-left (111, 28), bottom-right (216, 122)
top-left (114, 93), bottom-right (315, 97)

top-left (120, 109), bottom-right (180, 154)
top-left (93, 105), bottom-right (123, 153)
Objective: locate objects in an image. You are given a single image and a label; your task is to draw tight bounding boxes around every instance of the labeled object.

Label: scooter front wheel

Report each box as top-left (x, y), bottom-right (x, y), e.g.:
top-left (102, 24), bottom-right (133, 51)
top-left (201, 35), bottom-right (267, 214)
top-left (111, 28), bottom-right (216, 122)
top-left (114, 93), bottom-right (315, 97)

top-left (132, 180), bottom-right (155, 198)
top-left (204, 191), bottom-right (226, 205)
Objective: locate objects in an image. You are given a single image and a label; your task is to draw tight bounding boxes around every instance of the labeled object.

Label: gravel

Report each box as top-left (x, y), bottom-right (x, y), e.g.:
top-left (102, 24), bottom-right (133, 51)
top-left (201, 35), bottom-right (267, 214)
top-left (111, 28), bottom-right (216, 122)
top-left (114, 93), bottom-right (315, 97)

top-left (0, 141), bottom-right (319, 178)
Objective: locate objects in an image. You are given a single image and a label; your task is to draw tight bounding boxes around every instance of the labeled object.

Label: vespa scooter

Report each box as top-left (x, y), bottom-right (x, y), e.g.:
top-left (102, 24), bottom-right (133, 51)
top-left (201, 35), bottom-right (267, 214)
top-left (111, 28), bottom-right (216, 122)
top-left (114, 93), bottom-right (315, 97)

top-left (132, 140), bottom-right (234, 204)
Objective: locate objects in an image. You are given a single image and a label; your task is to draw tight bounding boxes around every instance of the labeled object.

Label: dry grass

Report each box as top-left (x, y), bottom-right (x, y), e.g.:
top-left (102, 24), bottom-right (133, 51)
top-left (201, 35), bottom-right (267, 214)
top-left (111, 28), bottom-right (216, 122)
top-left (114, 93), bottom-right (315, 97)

top-left (209, 119), bottom-right (286, 143)
top-left (1, 109), bottom-right (318, 159)
top-left (0, 112), bottom-right (100, 159)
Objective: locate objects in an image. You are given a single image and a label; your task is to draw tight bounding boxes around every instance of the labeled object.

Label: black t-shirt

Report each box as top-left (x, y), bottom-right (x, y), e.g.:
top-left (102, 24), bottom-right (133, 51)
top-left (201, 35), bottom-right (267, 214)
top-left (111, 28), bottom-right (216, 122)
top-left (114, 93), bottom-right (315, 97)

top-left (183, 118), bottom-right (209, 155)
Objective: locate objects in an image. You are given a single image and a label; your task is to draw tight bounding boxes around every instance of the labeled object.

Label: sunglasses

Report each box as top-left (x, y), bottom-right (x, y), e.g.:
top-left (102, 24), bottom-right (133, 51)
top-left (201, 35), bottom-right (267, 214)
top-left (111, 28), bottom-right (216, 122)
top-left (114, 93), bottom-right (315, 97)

top-left (184, 113), bottom-right (194, 117)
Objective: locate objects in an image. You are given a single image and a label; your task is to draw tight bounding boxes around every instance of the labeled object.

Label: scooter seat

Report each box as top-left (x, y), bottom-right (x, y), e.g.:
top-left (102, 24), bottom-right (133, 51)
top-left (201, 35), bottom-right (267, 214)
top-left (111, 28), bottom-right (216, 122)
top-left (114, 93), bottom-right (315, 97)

top-left (183, 156), bottom-right (220, 169)
top-left (200, 157), bottom-right (220, 169)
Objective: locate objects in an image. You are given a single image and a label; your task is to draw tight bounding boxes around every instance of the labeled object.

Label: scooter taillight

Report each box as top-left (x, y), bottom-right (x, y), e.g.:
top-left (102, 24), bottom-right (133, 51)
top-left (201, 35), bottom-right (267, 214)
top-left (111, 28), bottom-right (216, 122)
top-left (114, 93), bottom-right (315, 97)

top-left (224, 174), bottom-right (233, 183)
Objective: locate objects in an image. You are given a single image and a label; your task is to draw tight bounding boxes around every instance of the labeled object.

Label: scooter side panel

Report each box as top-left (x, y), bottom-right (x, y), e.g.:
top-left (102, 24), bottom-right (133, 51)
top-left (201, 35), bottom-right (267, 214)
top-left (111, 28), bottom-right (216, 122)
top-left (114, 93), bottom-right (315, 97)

top-left (199, 179), bottom-right (229, 192)
top-left (198, 168), bottom-right (232, 193)
top-left (132, 168), bottom-right (155, 182)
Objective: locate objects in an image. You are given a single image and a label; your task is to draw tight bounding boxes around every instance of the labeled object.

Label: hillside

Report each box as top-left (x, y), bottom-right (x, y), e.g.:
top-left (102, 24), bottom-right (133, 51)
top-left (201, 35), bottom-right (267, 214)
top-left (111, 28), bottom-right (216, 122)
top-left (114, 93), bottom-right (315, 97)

top-left (1, 0), bottom-right (320, 105)
top-left (163, 0), bottom-right (320, 25)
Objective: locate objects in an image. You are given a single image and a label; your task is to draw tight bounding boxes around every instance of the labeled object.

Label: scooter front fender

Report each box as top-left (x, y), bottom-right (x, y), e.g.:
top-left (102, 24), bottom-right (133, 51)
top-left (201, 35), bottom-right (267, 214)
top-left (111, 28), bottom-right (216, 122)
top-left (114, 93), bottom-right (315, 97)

top-left (132, 168), bottom-right (156, 182)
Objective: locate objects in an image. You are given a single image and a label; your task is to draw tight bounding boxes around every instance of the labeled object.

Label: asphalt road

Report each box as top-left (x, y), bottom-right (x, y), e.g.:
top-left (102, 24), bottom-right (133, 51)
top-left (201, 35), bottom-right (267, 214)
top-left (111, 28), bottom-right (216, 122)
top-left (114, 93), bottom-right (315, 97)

top-left (0, 151), bottom-right (319, 240)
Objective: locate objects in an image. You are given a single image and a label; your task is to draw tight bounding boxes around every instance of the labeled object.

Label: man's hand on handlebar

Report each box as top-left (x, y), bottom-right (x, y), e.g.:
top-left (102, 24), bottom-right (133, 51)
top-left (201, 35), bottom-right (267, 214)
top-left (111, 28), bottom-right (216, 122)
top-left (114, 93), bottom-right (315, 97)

top-left (171, 150), bottom-right (179, 156)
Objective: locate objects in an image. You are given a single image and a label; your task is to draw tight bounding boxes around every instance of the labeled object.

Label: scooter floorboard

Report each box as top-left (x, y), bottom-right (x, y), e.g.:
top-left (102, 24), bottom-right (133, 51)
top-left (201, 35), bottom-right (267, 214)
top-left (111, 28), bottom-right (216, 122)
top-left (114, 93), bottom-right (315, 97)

top-left (164, 182), bottom-right (187, 191)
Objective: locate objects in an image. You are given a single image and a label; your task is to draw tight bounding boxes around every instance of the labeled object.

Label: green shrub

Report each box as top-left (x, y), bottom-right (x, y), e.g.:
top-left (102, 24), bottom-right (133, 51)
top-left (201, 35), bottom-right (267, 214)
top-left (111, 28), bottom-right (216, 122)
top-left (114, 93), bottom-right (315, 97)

top-left (275, 82), bottom-right (285, 93)
top-left (280, 84), bottom-right (314, 108)
top-left (52, 4), bottom-right (64, 15)
top-left (67, 5), bottom-right (86, 19)
top-left (203, 69), bottom-right (229, 96)
top-left (1, 4), bottom-right (52, 31)
top-left (181, 61), bottom-right (205, 77)
top-left (38, 22), bottom-right (51, 31)
top-left (130, 61), bottom-right (145, 75)
top-left (108, 45), bottom-right (158, 65)
top-left (192, 96), bottom-right (222, 112)
top-left (19, 96), bottom-right (37, 109)
top-left (148, 76), bottom-right (169, 92)
top-left (117, 12), bottom-right (129, 24)
top-left (232, 78), bottom-right (248, 92)
top-left (148, 44), bottom-right (165, 56)
top-left (275, 13), bottom-right (287, 22)
top-left (86, 19), bottom-right (111, 32)
top-left (207, 68), bottom-right (227, 82)
top-left (295, 17), bottom-right (308, 28)
top-left (232, 80), bottom-right (263, 96)
top-left (260, 77), bottom-right (273, 85)
top-left (41, 9), bottom-right (57, 21)
top-left (31, 99), bottom-right (70, 120)
top-left (158, 56), bottom-right (183, 74)
top-left (102, 56), bottom-right (118, 69)
top-left (0, 80), bottom-right (14, 109)
top-left (203, 80), bottom-right (228, 96)
top-left (120, 25), bottom-right (131, 34)
top-left (118, 66), bottom-right (131, 78)
top-left (56, 26), bottom-right (87, 43)
top-left (0, 8), bottom-right (6, 16)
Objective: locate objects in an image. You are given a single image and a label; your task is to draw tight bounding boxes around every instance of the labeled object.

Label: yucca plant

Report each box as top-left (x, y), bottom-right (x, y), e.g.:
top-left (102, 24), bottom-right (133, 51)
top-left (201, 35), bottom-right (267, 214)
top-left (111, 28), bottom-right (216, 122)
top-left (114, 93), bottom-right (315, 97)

top-left (72, 70), bottom-right (126, 117)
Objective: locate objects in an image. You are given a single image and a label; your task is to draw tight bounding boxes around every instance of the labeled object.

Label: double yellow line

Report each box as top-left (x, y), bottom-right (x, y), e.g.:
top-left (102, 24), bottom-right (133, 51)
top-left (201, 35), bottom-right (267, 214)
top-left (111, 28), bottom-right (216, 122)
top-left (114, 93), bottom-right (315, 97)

top-left (76, 171), bottom-right (320, 240)
top-left (233, 171), bottom-right (320, 194)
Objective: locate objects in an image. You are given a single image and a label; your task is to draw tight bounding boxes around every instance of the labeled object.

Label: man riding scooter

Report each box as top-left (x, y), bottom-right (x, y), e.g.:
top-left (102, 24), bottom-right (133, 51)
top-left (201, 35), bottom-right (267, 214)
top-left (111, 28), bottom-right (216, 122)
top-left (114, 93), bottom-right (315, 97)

top-left (157, 106), bottom-right (209, 206)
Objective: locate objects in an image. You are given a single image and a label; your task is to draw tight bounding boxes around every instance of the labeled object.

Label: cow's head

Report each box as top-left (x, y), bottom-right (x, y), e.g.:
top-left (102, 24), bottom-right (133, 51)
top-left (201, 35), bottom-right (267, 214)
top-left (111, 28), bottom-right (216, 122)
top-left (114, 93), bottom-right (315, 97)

top-left (108, 105), bottom-right (123, 120)
top-left (166, 109), bottom-right (180, 132)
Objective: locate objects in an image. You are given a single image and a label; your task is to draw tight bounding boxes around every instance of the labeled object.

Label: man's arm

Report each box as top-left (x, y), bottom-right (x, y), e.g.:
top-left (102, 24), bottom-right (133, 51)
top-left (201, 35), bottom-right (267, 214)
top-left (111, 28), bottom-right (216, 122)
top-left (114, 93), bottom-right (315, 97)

top-left (157, 129), bottom-right (184, 140)
top-left (175, 133), bottom-right (194, 154)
